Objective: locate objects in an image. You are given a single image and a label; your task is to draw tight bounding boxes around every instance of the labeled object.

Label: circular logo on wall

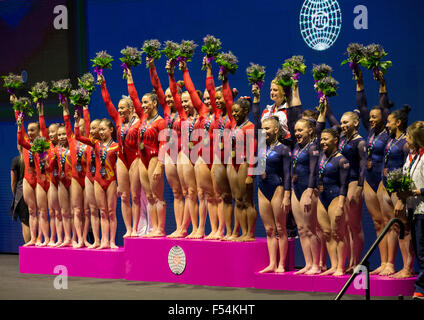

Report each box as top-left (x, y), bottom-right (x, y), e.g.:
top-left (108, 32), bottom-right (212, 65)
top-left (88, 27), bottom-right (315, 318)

top-left (299, 0), bottom-right (342, 51)
top-left (168, 245), bottom-right (186, 275)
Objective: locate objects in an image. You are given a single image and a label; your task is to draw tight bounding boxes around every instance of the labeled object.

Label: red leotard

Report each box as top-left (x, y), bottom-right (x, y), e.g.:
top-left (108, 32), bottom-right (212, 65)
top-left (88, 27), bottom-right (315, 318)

top-left (181, 68), bottom-right (209, 165)
top-left (127, 82), bottom-right (165, 169)
top-left (83, 109), bottom-right (96, 183)
top-left (39, 114), bottom-right (59, 189)
top-left (49, 144), bottom-right (72, 189)
top-left (150, 65), bottom-right (186, 163)
top-left (75, 125), bottom-right (119, 191)
top-left (64, 114), bottom-right (88, 188)
top-left (222, 79), bottom-right (256, 173)
top-left (101, 80), bottom-right (139, 169)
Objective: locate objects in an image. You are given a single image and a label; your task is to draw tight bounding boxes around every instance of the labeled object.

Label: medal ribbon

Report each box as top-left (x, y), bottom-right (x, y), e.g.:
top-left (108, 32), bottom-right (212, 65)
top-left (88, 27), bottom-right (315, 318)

top-left (140, 114), bottom-right (159, 145)
top-left (384, 133), bottom-right (405, 165)
top-left (318, 151), bottom-right (338, 181)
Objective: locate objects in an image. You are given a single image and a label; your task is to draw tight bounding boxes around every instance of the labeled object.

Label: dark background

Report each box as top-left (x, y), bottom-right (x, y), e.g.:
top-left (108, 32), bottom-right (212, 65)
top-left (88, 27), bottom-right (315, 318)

top-left (1, 0), bottom-right (423, 271)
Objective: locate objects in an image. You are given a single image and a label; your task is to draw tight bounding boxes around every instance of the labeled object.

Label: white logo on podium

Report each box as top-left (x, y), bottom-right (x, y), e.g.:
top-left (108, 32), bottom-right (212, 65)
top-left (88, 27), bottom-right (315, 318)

top-left (299, 0), bottom-right (342, 51)
top-left (168, 246), bottom-right (187, 275)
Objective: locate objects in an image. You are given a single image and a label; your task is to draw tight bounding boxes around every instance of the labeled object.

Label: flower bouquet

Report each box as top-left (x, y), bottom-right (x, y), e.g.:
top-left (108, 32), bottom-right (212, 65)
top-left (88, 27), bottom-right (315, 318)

top-left (341, 43), bottom-right (365, 79)
top-left (201, 35), bottom-right (221, 70)
top-left (386, 168), bottom-right (413, 196)
top-left (70, 87), bottom-right (91, 113)
top-left (176, 40), bottom-right (198, 69)
top-left (312, 64), bottom-right (333, 82)
top-left (120, 46), bottom-right (142, 78)
top-left (2, 73), bottom-right (24, 95)
top-left (28, 81), bottom-right (49, 103)
top-left (275, 66), bottom-right (295, 88)
top-left (51, 79), bottom-right (72, 107)
top-left (78, 73), bottom-right (96, 94)
top-left (31, 136), bottom-right (50, 173)
top-left (162, 41), bottom-right (180, 71)
top-left (216, 51), bottom-right (238, 80)
top-left (283, 55), bottom-right (306, 82)
top-left (13, 97), bottom-right (34, 118)
top-left (91, 50), bottom-right (114, 84)
top-left (141, 39), bottom-right (162, 67)
top-left (316, 76), bottom-right (339, 113)
top-left (246, 63), bottom-right (266, 89)
top-left (359, 44), bottom-right (392, 78)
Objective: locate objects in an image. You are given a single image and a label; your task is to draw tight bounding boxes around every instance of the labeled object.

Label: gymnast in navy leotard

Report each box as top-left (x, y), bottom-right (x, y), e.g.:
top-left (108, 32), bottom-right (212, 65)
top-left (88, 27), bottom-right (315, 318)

top-left (291, 117), bottom-right (321, 275)
top-left (379, 105), bottom-right (412, 278)
top-left (316, 127), bottom-right (350, 276)
top-left (252, 85), bottom-right (291, 273)
top-left (356, 67), bottom-right (392, 275)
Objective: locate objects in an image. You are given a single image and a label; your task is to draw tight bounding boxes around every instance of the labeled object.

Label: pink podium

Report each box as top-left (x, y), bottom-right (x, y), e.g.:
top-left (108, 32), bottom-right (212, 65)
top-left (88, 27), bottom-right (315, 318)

top-left (18, 237), bottom-right (415, 296)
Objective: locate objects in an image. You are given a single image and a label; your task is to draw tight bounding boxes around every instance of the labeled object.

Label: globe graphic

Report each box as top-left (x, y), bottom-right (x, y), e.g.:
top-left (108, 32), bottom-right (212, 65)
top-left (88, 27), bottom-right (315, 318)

top-left (299, 0), bottom-right (342, 51)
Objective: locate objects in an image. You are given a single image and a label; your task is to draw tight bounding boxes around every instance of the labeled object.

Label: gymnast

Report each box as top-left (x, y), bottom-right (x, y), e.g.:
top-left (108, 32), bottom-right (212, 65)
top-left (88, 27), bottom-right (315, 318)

top-left (75, 113), bottom-right (119, 249)
top-left (252, 84), bottom-right (291, 272)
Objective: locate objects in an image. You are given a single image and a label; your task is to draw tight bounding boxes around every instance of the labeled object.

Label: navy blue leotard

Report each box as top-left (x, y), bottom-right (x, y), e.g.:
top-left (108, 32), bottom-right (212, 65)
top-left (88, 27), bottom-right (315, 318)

top-left (357, 90), bottom-right (391, 192)
top-left (338, 135), bottom-right (367, 186)
top-left (383, 134), bottom-right (408, 187)
top-left (258, 143), bottom-right (292, 201)
top-left (316, 153), bottom-right (350, 210)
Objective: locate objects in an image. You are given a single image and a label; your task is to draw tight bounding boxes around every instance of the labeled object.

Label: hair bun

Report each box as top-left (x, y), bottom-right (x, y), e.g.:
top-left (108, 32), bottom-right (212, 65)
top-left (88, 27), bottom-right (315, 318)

top-left (402, 104), bottom-right (412, 114)
top-left (353, 108), bottom-right (360, 116)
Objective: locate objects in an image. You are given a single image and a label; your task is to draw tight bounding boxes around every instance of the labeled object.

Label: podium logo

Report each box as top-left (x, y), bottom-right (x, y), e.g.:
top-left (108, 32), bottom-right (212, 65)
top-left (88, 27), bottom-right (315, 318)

top-left (299, 0), bottom-right (342, 51)
top-left (168, 246), bottom-right (187, 275)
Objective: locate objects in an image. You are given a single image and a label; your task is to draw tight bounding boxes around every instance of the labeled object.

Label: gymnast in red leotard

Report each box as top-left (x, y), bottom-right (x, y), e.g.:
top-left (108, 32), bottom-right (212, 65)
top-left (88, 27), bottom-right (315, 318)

top-left (49, 115), bottom-right (74, 248)
top-left (148, 60), bottom-right (186, 238)
top-left (16, 109), bottom-right (43, 247)
top-left (100, 73), bottom-right (141, 238)
top-left (62, 101), bottom-right (90, 248)
top-left (75, 113), bottom-right (120, 249)
top-left (82, 107), bottom-right (102, 249)
top-left (179, 60), bottom-right (218, 239)
top-left (222, 70), bottom-right (257, 242)
top-left (125, 67), bottom-right (166, 238)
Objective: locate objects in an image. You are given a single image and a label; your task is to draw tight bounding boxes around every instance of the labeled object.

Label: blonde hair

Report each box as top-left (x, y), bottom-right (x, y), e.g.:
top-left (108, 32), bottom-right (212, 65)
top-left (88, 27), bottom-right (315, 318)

top-left (407, 121), bottom-right (424, 149)
top-left (120, 95), bottom-right (134, 109)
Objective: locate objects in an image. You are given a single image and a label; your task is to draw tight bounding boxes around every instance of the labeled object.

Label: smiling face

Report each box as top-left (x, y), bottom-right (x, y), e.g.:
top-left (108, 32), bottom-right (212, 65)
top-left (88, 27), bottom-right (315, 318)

top-left (386, 114), bottom-right (400, 137)
top-left (262, 118), bottom-right (279, 144)
top-left (98, 121), bottom-right (113, 142)
top-left (294, 120), bottom-right (313, 146)
top-left (231, 103), bottom-right (248, 125)
top-left (27, 122), bottom-right (40, 141)
top-left (203, 90), bottom-right (213, 113)
top-left (181, 92), bottom-right (194, 115)
top-left (214, 90), bottom-right (225, 111)
top-left (142, 94), bottom-right (157, 116)
top-left (48, 124), bottom-right (59, 144)
top-left (57, 127), bottom-right (68, 147)
top-left (340, 114), bottom-right (358, 137)
top-left (320, 132), bottom-right (338, 153)
top-left (90, 120), bottom-right (101, 139)
top-left (118, 100), bottom-right (132, 121)
top-left (369, 108), bottom-right (382, 129)
top-left (270, 82), bottom-right (284, 105)
top-left (165, 88), bottom-right (175, 109)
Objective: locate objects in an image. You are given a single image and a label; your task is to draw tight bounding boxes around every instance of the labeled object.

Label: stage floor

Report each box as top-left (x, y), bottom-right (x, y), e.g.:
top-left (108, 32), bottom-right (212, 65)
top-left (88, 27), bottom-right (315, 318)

top-left (1, 254), bottom-right (401, 300)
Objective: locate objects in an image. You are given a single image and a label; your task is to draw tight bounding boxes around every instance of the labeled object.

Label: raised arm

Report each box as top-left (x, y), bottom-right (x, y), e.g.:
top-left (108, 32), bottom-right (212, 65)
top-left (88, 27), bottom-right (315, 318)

top-left (74, 113), bottom-right (95, 147)
top-left (149, 60), bottom-right (167, 111)
top-left (62, 99), bottom-right (74, 140)
top-left (377, 72), bottom-right (390, 123)
top-left (99, 75), bottom-right (120, 124)
top-left (37, 101), bottom-right (49, 140)
top-left (83, 106), bottom-right (91, 138)
top-left (167, 62), bottom-right (186, 120)
top-left (205, 61), bottom-right (220, 119)
top-left (290, 81), bottom-right (302, 107)
top-left (125, 68), bottom-right (144, 119)
top-left (356, 68), bottom-right (370, 132)
top-left (222, 73), bottom-right (234, 123)
top-left (181, 63), bottom-right (208, 120)
top-left (17, 120), bottom-right (31, 150)
top-left (252, 84), bottom-right (261, 135)
top-left (325, 102), bottom-right (339, 127)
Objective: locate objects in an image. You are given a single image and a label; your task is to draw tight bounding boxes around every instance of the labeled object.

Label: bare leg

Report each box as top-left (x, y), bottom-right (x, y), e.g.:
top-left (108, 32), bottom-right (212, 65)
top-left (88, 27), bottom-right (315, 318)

top-left (149, 157), bottom-right (166, 237)
top-left (317, 199), bottom-right (338, 276)
top-left (85, 178), bottom-right (100, 249)
top-left (35, 184), bottom-right (49, 246)
top-left (23, 180), bottom-right (37, 246)
top-left (94, 181), bottom-right (110, 250)
top-left (58, 182), bottom-right (72, 247)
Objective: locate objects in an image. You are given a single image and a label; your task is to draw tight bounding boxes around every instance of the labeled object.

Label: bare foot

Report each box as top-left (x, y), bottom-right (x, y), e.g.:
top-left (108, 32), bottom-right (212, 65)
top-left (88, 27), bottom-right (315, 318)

top-left (275, 265), bottom-right (285, 273)
top-left (192, 230), bottom-right (205, 239)
top-left (142, 230), bottom-right (158, 238)
top-left (320, 267), bottom-right (337, 276)
top-left (47, 241), bottom-right (56, 247)
top-left (123, 231), bottom-right (132, 238)
top-left (379, 264), bottom-right (395, 276)
top-left (38, 240), bottom-right (49, 247)
top-left (53, 240), bottom-right (63, 247)
top-left (259, 265), bottom-right (277, 273)
top-left (23, 240), bottom-right (36, 247)
top-left (333, 269), bottom-right (346, 277)
top-left (83, 240), bottom-right (91, 247)
top-left (35, 240), bottom-right (42, 247)
top-left (305, 266), bottom-right (322, 275)
top-left (294, 266), bottom-right (311, 275)
top-left (370, 264), bottom-right (386, 275)
top-left (222, 234), bottom-right (233, 241)
top-left (149, 230), bottom-right (166, 238)
top-left (320, 265), bottom-right (328, 273)
top-left (73, 241), bottom-right (84, 249)
top-left (390, 268), bottom-right (414, 279)
top-left (110, 243), bottom-right (119, 249)
top-left (130, 230), bottom-right (138, 237)
top-left (58, 239), bottom-right (72, 248)
top-left (185, 231), bottom-right (199, 239)
top-left (88, 242), bottom-right (100, 249)
top-left (97, 242), bottom-right (110, 250)
top-left (204, 231), bottom-right (217, 240)
top-left (242, 236), bottom-right (256, 242)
